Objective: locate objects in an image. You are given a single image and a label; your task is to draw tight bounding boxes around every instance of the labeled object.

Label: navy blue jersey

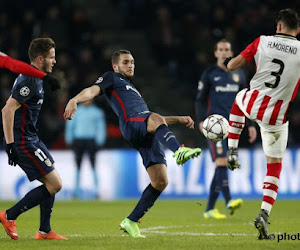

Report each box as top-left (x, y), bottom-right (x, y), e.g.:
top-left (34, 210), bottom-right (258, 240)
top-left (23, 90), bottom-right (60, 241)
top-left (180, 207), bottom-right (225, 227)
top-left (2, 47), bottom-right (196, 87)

top-left (94, 71), bottom-right (149, 127)
top-left (195, 65), bottom-right (247, 122)
top-left (11, 74), bottom-right (44, 142)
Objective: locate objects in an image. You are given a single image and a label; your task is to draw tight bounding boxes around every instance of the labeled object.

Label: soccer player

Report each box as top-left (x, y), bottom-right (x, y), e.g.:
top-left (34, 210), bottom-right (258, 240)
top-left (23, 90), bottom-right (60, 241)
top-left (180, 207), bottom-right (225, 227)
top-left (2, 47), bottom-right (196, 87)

top-left (64, 49), bottom-right (202, 238)
top-left (0, 51), bottom-right (60, 90)
top-left (224, 8), bottom-right (300, 239)
top-left (195, 39), bottom-right (257, 219)
top-left (65, 100), bottom-right (106, 198)
top-left (0, 38), bottom-right (66, 240)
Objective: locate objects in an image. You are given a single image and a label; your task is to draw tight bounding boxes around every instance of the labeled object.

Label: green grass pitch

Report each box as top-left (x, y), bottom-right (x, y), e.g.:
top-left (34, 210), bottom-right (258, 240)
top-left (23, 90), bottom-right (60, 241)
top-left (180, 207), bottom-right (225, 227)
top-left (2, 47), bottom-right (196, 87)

top-left (0, 200), bottom-right (299, 249)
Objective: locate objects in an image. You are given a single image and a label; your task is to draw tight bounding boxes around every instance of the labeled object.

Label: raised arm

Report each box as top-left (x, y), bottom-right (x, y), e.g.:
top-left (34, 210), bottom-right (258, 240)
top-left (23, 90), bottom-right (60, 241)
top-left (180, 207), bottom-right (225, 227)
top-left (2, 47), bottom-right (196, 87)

top-left (225, 54), bottom-right (248, 71)
top-left (64, 85), bottom-right (101, 120)
top-left (0, 53), bottom-right (45, 78)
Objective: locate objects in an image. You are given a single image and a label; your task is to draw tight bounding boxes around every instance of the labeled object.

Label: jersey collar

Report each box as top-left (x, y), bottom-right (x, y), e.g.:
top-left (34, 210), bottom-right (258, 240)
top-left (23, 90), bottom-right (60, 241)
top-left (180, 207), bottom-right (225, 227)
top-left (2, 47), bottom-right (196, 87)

top-left (116, 72), bottom-right (133, 82)
top-left (274, 33), bottom-right (297, 40)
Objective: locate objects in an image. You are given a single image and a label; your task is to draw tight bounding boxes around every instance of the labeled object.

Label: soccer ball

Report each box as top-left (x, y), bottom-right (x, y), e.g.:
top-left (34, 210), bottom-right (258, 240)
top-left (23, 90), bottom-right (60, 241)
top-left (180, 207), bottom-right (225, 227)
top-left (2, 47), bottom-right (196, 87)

top-left (202, 114), bottom-right (229, 142)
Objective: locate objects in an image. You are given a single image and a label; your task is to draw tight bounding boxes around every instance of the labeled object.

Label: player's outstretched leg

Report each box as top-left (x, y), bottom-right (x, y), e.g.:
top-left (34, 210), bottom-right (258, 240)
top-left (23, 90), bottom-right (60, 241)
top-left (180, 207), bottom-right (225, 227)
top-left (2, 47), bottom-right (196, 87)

top-left (226, 199), bottom-right (243, 215)
top-left (254, 209), bottom-right (274, 240)
top-left (0, 210), bottom-right (19, 240)
top-left (35, 230), bottom-right (68, 240)
top-left (119, 218), bottom-right (145, 238)
top-left (227, 147), bottom-right (241, 170)
top-left (173, 146), bottom-right (202, 165)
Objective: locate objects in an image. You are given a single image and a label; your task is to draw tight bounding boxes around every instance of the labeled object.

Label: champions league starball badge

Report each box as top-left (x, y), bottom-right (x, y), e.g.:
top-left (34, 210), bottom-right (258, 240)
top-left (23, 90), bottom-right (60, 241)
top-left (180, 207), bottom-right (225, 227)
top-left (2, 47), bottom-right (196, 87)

top-left (20, 86), bottom-right (30, 96)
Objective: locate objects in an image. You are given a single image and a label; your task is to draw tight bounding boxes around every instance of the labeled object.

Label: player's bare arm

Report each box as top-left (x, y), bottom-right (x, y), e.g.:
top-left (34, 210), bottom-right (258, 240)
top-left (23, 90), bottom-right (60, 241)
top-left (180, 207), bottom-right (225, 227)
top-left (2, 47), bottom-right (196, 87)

top-left (2, 97), bottom-right (21, 144)
top-left (227, 54), bottom-right (247, 71)
top-left (64, 85), bottom-right (101, 120)
top-left (164, 116), bottom-right (194, 129)
top-left (248, 126), bottom-right (257, 143)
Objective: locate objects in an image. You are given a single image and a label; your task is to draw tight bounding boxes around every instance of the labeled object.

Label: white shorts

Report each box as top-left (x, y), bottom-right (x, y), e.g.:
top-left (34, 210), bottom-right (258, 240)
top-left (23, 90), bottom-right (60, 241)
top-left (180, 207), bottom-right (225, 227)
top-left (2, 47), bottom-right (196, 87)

top-left (258, 121), bottom-right (288, 158)
top-left (235, 88), bottom-right (288, 158)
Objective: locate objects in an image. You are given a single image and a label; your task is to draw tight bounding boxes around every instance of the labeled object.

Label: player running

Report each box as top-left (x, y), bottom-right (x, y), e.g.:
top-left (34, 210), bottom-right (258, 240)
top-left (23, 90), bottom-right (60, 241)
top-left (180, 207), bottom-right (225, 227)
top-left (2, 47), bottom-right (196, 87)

top-left (64, 49), bottom-right (201, 238)
top-left (224, 8), bottom-right (300, 239)
top-left (0, 38), bottom-right (66, 240)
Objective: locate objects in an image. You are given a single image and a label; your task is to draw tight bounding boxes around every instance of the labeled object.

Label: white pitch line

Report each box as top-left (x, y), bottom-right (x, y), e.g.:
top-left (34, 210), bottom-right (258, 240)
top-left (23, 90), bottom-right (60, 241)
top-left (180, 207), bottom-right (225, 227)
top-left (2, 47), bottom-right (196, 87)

top-left (141, 225), bottom-right (257, 236)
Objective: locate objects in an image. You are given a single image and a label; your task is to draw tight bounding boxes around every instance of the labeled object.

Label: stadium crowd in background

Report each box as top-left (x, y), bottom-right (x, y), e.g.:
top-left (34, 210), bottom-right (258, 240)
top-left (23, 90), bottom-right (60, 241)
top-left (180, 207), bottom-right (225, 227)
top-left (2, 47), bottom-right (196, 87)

top-left (1, 0), bottom-right (300, 148)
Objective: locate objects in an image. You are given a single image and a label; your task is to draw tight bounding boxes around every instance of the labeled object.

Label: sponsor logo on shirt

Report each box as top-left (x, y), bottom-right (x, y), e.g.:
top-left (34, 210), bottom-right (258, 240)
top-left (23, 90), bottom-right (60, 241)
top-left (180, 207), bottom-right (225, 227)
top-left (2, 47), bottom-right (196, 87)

top-left (37, 99), bottom-right (44, 105)
top-left (126, 85), bottom-right (142, 97)
top-left (20, 86), bottom-right (30, 96)
top-left (215, 84), bottom-right (239, 93)
top-left (214, 76), bottom-right (221, 81)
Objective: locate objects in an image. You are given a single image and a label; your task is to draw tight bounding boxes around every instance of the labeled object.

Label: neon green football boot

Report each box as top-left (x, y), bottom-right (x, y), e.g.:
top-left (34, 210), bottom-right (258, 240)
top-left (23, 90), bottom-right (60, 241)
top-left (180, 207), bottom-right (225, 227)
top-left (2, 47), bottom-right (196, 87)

top-left (226, 199), bottom-right (243, 215)
top-left (203, 209), bottom-right (227, 219)
top-left (119, 218), bottom-right (145, 238)
top-left (173, 146), bottom-right (202, 165)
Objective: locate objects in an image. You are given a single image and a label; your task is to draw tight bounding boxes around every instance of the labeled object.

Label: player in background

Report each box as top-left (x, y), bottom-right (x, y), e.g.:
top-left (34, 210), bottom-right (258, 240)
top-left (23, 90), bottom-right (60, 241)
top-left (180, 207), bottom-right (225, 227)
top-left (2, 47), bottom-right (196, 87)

top-left (0, 38), bottom-right (66, 240)
top-left (0, 51), bottom-right (60, 91)
top-left (224, 8), bottom-right (300, 239)
top-left (64, 49), bottom-right (202, 238)
top-left (195, 39), bottom-right (257, 219)
top-left (65, 100), bottom-right (106, 199)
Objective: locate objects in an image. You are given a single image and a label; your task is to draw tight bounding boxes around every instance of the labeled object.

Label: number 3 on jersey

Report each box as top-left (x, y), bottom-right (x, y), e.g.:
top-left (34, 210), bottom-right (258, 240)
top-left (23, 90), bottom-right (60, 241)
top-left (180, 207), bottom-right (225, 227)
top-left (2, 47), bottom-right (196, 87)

top-left (265, 58), bottom-right (285, 88)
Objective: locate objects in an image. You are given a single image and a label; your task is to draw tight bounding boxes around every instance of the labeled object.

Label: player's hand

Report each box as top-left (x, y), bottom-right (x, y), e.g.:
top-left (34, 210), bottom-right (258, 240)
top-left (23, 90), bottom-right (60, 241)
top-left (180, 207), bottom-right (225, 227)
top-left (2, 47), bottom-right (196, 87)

top-left (248, 126), bottom-right (257, 143)
top-left (43, 74), bottom-right (61, 91)
top-left (64, 99), bottom-right (77, 120)
top-left (180, 116), bottom-right (194, 129)
top-left (5, 142), bottom-right (19, 166)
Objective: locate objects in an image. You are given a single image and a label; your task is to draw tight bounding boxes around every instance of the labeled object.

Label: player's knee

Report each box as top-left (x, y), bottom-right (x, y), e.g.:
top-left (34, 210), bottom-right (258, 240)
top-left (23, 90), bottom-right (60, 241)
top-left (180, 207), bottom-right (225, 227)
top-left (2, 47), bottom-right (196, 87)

top-left (148, 113), bottom-right (167, 133)
top-left (153, 179), bottom-right (168, 191)
top-left (47, 180), bottom-right (62, 195)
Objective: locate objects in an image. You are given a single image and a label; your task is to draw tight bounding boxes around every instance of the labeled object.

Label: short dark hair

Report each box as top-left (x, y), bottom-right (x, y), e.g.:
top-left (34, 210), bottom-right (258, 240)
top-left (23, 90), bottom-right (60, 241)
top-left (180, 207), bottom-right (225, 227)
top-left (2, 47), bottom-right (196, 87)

top-left (111, 49), bottom-right (132, 64)
top-left (28, 37), bottom-right (55, 62)
top-left (214, 39), bottom-right (231, 51)
top-left (276, 8), bottom-right (300, 30)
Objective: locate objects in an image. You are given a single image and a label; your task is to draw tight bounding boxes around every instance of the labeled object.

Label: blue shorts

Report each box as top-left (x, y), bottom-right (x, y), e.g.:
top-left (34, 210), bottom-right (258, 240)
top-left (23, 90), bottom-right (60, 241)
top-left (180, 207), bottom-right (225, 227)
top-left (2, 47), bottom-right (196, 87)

top-left (207, 138), bottom-right (228, 162)
top-left (14, 137), bottom-right (55, 181)
top-left (121, 112), bottom-right (167, 168)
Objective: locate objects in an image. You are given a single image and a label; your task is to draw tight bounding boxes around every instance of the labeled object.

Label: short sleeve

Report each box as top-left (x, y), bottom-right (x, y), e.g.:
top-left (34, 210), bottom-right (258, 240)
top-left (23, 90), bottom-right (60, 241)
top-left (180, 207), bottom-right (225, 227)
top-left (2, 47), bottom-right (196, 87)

top-left (12, 78), bottom-right (38, 104)
top-left (94, 71), bottom-right (114, 93)
top-left (240, 36), bottom-right (261, 62)
top-left (0, 52), bottom-right (8, 68)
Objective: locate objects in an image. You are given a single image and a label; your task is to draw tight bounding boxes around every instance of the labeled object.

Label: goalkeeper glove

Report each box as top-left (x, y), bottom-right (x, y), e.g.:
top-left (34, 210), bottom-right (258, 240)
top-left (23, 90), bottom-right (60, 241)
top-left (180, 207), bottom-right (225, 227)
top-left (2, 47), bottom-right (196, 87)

top-left (5, 142), bottom-right (19, 166)
top-left (43, 74), bottom-right (61, 91)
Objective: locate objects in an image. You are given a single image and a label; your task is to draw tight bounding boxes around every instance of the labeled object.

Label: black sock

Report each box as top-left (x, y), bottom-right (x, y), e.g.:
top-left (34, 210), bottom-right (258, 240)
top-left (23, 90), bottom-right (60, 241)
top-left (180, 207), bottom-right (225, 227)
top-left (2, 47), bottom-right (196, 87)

top-left (6, 185), bottom-right (51, 220)
top-left (206, 171), bottom-right (220, 211)
top-left (39, 195), bottom-right (55, 233)
top-left (216, 167), bottom-right (231, 204)
top-left (154, 124), bottom-right (181, 152)
top-left (128, 184), bottom-right (161, 222)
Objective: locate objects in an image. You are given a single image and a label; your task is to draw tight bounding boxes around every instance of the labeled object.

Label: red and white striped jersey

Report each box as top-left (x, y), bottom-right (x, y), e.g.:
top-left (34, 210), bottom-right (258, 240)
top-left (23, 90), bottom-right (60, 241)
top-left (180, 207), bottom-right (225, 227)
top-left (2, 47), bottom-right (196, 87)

top-left (238, 34), bottom-right (300, 125)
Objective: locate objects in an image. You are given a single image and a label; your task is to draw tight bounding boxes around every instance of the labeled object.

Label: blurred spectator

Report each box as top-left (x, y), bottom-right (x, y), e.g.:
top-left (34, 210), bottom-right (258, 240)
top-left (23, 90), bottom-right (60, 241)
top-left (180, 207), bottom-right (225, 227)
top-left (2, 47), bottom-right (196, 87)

top-left (65, 100), bottom-right (106, 199)
top-left (1, 0), bottom-right (300, 148)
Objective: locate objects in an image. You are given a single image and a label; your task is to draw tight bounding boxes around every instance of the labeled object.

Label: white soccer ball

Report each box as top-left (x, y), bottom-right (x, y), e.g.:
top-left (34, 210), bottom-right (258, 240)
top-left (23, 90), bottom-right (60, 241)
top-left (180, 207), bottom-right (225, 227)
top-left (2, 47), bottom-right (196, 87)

top-left (202, 114), bottom-right (229, 142)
